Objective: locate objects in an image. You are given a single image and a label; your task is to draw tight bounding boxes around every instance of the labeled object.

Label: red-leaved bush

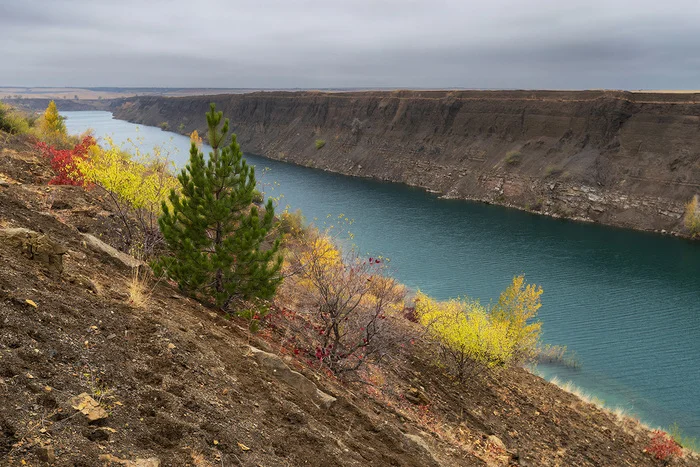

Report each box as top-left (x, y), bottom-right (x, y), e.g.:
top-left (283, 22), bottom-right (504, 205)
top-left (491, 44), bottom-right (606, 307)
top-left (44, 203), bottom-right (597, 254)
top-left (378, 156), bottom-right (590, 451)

top-left (36, 135), bottom-right (95, 186)
top-left (645, 430), bottom-right (682, 461)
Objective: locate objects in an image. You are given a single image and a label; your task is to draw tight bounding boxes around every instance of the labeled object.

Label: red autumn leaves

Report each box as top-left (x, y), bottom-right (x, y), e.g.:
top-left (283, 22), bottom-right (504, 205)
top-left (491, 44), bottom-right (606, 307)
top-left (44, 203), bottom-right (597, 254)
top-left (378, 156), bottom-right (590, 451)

top-left (36, 135), bottom-right (95, 186)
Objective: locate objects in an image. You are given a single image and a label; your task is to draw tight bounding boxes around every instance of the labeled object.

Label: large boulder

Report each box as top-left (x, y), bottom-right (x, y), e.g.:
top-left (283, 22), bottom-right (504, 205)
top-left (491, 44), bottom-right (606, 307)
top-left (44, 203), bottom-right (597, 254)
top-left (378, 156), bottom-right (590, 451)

top-left (249, 346), bottom-right (336, 409)
top-left (0, 227), bottom-right (67, 275)
top-left (81, 233), bottom-right (143, 269)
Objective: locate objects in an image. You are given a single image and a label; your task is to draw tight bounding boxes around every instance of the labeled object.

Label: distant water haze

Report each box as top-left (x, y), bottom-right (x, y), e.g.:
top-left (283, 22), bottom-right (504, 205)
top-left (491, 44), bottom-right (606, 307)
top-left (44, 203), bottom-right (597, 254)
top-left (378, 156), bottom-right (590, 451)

top-left (64, 111), bottom-right (700, 440)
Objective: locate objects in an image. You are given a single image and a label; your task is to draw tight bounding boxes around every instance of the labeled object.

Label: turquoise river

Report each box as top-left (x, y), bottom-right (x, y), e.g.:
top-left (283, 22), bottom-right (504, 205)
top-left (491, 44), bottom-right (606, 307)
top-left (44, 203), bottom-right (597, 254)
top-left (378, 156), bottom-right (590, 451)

top-left (64, 111), bottom-right (700, 440)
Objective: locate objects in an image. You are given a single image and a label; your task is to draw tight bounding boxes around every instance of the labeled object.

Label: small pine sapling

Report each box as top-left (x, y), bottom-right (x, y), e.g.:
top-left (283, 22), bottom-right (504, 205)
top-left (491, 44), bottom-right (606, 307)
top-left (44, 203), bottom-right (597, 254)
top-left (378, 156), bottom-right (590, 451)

top-left (154, 103), bottom-right (283, 310)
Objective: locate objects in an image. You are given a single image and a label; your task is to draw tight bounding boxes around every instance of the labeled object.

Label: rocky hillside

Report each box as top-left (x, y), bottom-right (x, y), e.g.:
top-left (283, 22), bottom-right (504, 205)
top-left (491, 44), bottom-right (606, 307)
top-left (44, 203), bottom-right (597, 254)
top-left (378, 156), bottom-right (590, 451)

top-left (109, 90), bottom-right (700, 236)
top-left (1, 134), bottom-right (698, 466)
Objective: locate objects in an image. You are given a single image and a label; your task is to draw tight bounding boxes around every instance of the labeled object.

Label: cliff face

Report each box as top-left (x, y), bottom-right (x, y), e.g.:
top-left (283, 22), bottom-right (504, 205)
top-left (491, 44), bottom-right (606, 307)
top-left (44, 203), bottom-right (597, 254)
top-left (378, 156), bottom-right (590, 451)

top-left (111, 90), bottom-right (700, 235)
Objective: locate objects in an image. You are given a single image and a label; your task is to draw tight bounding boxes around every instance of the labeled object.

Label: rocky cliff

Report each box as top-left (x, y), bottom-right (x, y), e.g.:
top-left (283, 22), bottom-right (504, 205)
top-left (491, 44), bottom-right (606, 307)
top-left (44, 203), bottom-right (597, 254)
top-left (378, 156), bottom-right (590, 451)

top-left (111, 90), bottom-right (700, 235)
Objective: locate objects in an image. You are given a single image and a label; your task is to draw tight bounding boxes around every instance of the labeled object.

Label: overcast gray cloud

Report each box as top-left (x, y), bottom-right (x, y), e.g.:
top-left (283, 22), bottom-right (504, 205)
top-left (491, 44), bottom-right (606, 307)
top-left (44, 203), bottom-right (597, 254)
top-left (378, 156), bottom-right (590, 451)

top-left (2, 0), bottom-right (700, 89)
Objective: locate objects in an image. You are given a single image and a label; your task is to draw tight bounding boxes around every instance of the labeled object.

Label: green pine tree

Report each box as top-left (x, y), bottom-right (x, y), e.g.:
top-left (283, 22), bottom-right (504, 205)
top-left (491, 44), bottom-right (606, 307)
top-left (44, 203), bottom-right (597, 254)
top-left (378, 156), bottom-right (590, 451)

top-left (154, 103), bottom-right (283, 310)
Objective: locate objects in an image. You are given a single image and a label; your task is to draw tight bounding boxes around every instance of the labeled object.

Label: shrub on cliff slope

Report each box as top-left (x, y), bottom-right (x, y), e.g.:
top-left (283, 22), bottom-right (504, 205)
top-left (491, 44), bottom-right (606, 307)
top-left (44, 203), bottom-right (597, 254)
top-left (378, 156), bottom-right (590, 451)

top-left (37, 134), bottom-right (95, 186)
top-left (684, 195), bottom-right (700, 237)
top-left (0, 102), bottom-right (32, 135)
top-left (154, 103), bottom-right (283, 310)
top-left (416, 275), bottom-right (543, 380)
top-left (280, 231), bottom-right (407, 375)
top-left (491, 275), bottom-right (543, 361)
top-left (77, 137), bottom-right (178, 257)
top-left (416, 292), bottom-right (515, 380)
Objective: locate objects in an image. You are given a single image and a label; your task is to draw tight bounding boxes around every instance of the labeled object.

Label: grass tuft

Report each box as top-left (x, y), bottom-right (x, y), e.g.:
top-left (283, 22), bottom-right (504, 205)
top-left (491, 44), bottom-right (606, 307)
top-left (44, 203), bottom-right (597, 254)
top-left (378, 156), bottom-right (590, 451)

top-left (127, 267), bottom-right (151, 309)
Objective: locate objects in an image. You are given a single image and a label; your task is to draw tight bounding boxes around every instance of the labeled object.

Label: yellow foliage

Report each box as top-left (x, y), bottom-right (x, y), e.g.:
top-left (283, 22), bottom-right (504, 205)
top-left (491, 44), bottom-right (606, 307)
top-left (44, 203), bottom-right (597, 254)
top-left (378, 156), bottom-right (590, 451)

top-left (491, 275), bottom-right (542, 358)
top-left (284, 229), bottom-right (407, 374)
top-left (415, 275), bottom-right (543, 379)
top-left (300, 235), bottom-right (342, 270)
top-left (78, 137), bottom-right (177, 216)
top-left (76, 137), bottom-right (178, 256)
top-left (40, 100), bottom-right (66, 137)
top-left (190, 130), bottom-right (202, 148)
top-left (416, 292), bottom-right (515, 378)
top-left (684, 195), bottom-right (700, 237)
top-left (0, 102), bottom-right (31, 135)
top-left (279, 209), bottom-right (305, 239)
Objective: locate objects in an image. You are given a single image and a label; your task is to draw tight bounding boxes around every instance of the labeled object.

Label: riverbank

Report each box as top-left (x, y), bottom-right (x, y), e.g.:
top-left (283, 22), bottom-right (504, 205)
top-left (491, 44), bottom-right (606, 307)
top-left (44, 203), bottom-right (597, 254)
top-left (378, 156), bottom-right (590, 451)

top-left (97, 90), bottom-right (698, 239)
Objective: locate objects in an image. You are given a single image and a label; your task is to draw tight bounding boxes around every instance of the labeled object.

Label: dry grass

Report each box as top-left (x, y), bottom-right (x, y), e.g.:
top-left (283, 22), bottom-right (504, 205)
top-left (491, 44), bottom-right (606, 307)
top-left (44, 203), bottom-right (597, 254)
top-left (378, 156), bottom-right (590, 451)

top-left (127, 267), bottom-right (151, 309)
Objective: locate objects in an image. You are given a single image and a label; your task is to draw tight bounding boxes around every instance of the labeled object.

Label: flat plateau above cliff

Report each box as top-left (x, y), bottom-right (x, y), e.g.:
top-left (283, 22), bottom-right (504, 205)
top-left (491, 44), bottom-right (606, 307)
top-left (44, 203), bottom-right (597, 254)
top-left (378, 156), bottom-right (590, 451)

top-left (1, 133), bottom-right (698, 465)
top-left (102, 89), bottom-right (700, 237)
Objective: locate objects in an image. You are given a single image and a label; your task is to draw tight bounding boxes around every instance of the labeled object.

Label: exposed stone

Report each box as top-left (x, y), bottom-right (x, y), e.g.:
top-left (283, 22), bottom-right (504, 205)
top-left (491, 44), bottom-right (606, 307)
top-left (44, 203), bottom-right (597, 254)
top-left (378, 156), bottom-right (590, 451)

top-left (249, 346), bottom-right (336, 409)
top-left (67, 273), bottom-right (100, 294)
top-left (403, 433), bottom-right (442, 466)
top-left (81, 233), bottom-right (143, 269)
top-left (0, 228), bottom-right (67, 275)
top-left (83, 427), bottom-right (111, 442)
top-left (488, 434), bottom-right (507, 451)
top-left (69, 392), bottom-right (109, 422)
top-left (129, 459), bottom-right (161, 467)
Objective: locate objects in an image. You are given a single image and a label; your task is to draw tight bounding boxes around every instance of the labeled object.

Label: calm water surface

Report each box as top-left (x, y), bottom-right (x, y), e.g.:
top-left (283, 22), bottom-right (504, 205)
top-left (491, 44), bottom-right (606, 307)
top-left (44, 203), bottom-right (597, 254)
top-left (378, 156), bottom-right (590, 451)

top-left (64, 111), bottom-right (700, 439)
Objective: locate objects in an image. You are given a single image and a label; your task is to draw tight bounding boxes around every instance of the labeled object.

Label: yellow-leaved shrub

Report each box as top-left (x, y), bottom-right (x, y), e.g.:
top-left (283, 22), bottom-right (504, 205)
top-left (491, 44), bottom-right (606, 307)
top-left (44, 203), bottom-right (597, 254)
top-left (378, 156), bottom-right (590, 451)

top-left (0, 102), bottom-right (32, 136)
top-left (416, 292), bottom-right (514, 380)
top-left (416, 275), bottom-right (543, 380)
top-left (491, 275), bottom-right (543, 361)
top-left (77, 137), bottom-right (178, 256)
top-left (190, 130), bottom-right (202, 147)
top-left (37, 100), bottom-right (68, 146)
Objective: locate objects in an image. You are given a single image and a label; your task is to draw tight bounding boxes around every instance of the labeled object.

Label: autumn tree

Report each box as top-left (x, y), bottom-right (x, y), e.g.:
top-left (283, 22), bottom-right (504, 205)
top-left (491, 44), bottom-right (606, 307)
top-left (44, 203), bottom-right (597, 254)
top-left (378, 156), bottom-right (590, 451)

top-left (490, 275), bottom-right (543, 361)
top-left (416, 292), bottom-right (515, 381)
top-left (40, 100), bottom-right (66, 138)
top-left (154, 103), bottom-right (283, 310)
top-left (416, 275), bottom-right (543, 381)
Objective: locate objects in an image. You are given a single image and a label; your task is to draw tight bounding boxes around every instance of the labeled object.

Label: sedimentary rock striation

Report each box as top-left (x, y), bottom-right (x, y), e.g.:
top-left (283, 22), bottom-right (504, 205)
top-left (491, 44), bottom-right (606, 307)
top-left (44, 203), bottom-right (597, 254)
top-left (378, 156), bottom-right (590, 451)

top-left (111, 90), bottom-right (700, 235)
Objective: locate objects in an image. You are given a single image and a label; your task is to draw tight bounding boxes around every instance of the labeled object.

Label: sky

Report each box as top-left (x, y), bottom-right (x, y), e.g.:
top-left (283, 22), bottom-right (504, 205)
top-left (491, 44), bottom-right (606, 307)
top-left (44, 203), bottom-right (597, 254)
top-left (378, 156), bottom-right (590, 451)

top-left (2, 0), bottom-right (700, 90)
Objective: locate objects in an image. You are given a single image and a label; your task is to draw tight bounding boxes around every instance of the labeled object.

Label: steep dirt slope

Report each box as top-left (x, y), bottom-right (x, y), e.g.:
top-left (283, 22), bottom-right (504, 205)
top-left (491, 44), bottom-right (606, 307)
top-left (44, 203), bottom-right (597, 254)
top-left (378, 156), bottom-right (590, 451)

top-left (0, 139), bottom-right (451, 466)
top-left (111, 90), bottom-right (700, 236)
top-left (1, 135), bottom-right (697, 466)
